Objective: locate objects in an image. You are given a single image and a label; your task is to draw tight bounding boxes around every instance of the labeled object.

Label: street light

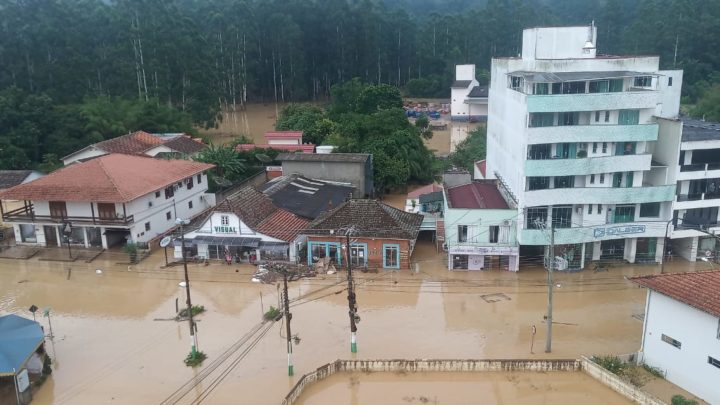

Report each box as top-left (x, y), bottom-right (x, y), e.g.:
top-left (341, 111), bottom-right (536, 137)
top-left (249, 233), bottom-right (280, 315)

top-left (175, 218), bottom-right (198, 357)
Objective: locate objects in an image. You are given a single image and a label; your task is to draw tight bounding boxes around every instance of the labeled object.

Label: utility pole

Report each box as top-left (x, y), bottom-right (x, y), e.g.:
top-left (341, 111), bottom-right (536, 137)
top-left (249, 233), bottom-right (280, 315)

top-left (545, 221), bottom-right (555, 353)
top-left (345, 228), bottom-right (358, 353)
top-left (282, 269), bottom-right (293, 376)
top-left (178, 218), bottom-right (198, 357)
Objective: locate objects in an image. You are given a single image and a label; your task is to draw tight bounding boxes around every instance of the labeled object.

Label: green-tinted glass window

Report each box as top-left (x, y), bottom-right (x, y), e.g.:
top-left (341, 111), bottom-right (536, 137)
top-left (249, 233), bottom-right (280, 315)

top-left (530, 113), bottom-right (554, 127)
top-left (589, 80), bottom-right (610, 93)
top-left (609, 79), bottom-right (624, 92)
top-left (534, 83), bottom-right (549, 95)
top-left (618, 109), bottom-right (640, 125)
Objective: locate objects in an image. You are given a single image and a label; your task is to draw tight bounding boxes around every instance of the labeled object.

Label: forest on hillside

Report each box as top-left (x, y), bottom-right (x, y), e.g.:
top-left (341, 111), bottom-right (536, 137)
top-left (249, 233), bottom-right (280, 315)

top-left (1, 0), bottom-right (720, 169)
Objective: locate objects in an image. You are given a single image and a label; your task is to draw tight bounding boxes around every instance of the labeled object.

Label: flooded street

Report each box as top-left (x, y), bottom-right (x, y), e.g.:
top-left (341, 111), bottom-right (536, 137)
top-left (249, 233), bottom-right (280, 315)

top-left (200, 101), bottom-right (479, 155)
top-left (0, 237), bottom-right (706, 404)
top-left (294, 371), bottom-right (632, 404)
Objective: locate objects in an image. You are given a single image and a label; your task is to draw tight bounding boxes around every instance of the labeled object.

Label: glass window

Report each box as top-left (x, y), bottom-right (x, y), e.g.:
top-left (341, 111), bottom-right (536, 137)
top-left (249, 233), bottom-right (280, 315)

top-left (709, 356), bottom-right (720, 369)
top-left (599, 174), bottom-right (605, 184)
top-left (221, 215), bottom-right (229, 225)
top-left (551, 82), bottom-right (562, 94)
top-left (458, 225), bottom-right (468, 243)
top-left (592, 142), bottom-right (597, 153)
top-left (562, 81), bottom-right (586, 94)
top-left (188, 200), bottom-right (193, 209)
top-left (634, 76), bottom-right (652, 87)
top-left (350, 245), bottom-right (367, 266)
top-left (528, 144), bottom-right (551, 159)
top-left (614, 205), bottom-right (636, 223)
top-left (489, 226), bottom-right (499, 243)
top-left (597, 204), bottom-right (602, 214)
top-left (166, 211), bottom-right (172, 220)
top-left (639, 203), bottom-right (661, 217)
top-left (590, 174), bottom-right (595, 184)
top-left (609, 79), bottom-right (624, 92)
top-left (383, 244), bottom-right (400, 268)
top-left (197, 174), bottom-right (202, 183)
top-left (558, 112), bottom-right (580, 126)
top-left (530, 113), bottom-right (554, 127)
top-left (526, 207), bottom-right (548, 229)
top-left (618, 109), bottom-right (640, 125)
top-left (602, 142), bottom-right (607, 153)
top-left (534, 83), bottom-right (549, 95)
top-left (661, 334), bottom-right (681, 349)
top-left (528, 177), bottom-right (550, 191)
top-left (187, 176), bottom-right (194, 190)
top-left (589, 80), bottom-right (610, 93)
top-left (145, 222), bottom-right (151, 231)
top-left (554, 176), bottom-right (574, 189)
top-left (510, 76), bottom-right (523, 91)
top-left (605, 111), bottom-right (610, 122)
top-left (164, 186), bottom-right (174, 199)
top-left (668, 77), bottom-right (673, 86)
top-left (587, 204), bottom-right (592, 214)
top-left (155, 191), bottom-right (161, 198)
top-left (595, 111), bottom-right (600, 122)
top-left (626, 171), bottom-right (634, 187)
top-left (613, 173), bottom-right (623, 188)
top-left (552, 206), bottom-right (573, 228)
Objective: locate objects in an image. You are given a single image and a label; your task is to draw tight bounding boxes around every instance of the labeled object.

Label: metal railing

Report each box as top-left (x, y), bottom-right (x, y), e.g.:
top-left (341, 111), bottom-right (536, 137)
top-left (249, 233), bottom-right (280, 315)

top-left (2, 204), bottom-right (134, 225)
top-left (680, 162), bottom-right (720, 172)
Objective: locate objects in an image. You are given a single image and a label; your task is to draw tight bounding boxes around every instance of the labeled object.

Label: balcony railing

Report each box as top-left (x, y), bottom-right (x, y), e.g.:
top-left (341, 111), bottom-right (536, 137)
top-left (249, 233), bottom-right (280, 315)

top-left (1, 204), bottom-right (134, 226)
top-left (680, 163), bottom-right (720, 172)
top-left (677, 193), bottom-right (720, 202)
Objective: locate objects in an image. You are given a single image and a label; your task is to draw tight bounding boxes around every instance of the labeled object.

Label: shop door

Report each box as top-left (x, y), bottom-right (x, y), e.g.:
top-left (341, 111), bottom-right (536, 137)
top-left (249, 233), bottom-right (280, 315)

top-left (43, 225), bottom-right (58, 246)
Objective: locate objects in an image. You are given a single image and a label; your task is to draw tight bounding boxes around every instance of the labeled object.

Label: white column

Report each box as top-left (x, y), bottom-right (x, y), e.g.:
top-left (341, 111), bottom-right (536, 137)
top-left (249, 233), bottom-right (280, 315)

top-left (592, 241), bottom-right (601, 260)
top-left (55, 226), bottom-right (62, 247)
top-left (655, 237), bottom-right (664, 263)
top-left (82, 227), bottom-right (89, 248)
top-left (100, 227), bottom-right (108, 249)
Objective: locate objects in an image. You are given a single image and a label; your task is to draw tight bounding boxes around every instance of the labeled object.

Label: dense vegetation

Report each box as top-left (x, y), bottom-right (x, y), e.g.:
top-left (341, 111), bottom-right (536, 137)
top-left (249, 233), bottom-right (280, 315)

top-left (2, 0), bottom-right (720, 169)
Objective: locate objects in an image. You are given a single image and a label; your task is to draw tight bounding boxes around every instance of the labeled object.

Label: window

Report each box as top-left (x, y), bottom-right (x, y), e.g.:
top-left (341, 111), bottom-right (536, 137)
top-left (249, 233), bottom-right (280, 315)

top-left (188, 200), bottom-right (193, 209)
top-left (634, 76), bottom-right (652, 88)
top-left (589, 80), bottom-right (610, 93)
top-left (602, 142), bottom-right (608, 153)
top-left (528, 144), bottom-right (552, 160)
top-left (187, 176), bottom-right (194, 190)
top-left (534, 83), bottom-right (549, 95)
top-left (661, 334), bottom-right (681, 349)
top-left (613, 173), bottom-right (623, 188)
top-left (530, 113), bottom-right (554, 127)
top-left (350, 244), bottom-right (367, 266)
top-left (165, 186), bottom-right (174, 199)
top-left (552, 206), bottom-right (573, 229)
top-left (562, 81), bottom-right (586, 94)
top-left (599, 174), bottom-right (605, 184)
top-left (177, 181), bottom-right (183, 189)
top-left (614, 205), bottom-right (636, 223)
top-left (604, 111), bottom-right (610, 122)
top-left (551, 82), bottom-right (562, 94)
top-left (595, 111), bottom-right (600, 122)
top-left (489, 226), bottom-right (499, 243)
top-left (510, 76), bottom-right (523, 91)
top-left (458, 225), bottom-right (468, 243)
top-left (618, 109), bottom-right (640, 125)
top-left (528, 177), bottom-right (550, 191)
top-left (625, 171), bottom-right (634, 187)
top-left (166, 211), bottom-right (172, 220)
top-left (383, 244), bottom-right (400, 268)
top-left (668, 77), bottom-right (673, 86)
top-left (609, 79), bottom-right (624, 92)
top-left (590, 174), bottom-right (595, 184)
top-left (145, 222), bottom-right (151, 231)
top-left (197, 174), bottom-right (202, 184)
top-left (592, 142), bottom-right (597, 153)
top-left (558, 112), bottom-right (580, 126)
top-left (221, 215), bottom-right (229, 226)
top-left (155, 191), bottom-right (161, 198)
top-left (554, 176), bottom-right (574, 189)
top-left (597, 204), bottom-right (602, 214)
top-left (527, 207), bottom-right (548, 229)
top-left (709, 356), bottom-right (720, 369)
top-left (587, 204), bottom-right (592, 214)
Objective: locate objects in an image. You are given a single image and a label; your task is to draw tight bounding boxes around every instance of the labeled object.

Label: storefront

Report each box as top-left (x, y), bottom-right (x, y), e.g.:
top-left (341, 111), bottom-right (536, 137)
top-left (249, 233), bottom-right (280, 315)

top-left (447, 245), bottom-right (519, 272)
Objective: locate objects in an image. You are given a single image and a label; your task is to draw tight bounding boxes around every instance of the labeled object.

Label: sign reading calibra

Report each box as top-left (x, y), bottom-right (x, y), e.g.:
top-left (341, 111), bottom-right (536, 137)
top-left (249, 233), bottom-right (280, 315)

top-left (214, 226), bottom-right (238, 234)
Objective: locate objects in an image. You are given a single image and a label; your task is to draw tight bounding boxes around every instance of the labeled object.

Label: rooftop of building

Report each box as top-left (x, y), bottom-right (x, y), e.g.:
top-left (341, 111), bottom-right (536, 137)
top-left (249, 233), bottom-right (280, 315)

top-left (264, 131), bottom-right (303, 139)
top-left (0, 170), bottom-right (40, 190)
top-left (451, 80), bottom-right (473, 88)
top-left (261, 175), bottom-right (355, 219)
top-left (235, 144), bottom-right (316, 153)
top-left (407, 184), bottom-right (443, 199)
top-left (445, 180), bottom-right (510, 210)
top-left (276, 152), bottom-right (370, 163)
top-left (0, 154), bottom-right (213, 203)
top-left (467, 85), bottom-right (489, 98)
top-left (630, 270), bottom-right (720, 318)
top-left (62, 131), bottom-right (206, 161)
top-left (681, 118), bottom-right (720, 142)
top-left (507, 70), bottom-right (658, 83)
top-left (304, 199), bottom-right (424, 240)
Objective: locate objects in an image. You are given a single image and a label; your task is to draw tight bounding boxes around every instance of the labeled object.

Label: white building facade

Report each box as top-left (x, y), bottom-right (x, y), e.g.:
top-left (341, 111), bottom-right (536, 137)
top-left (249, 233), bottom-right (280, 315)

top-left (451, 65), bottom-right (488, 122)
top-left (486, 25), bottom-right (683, 268)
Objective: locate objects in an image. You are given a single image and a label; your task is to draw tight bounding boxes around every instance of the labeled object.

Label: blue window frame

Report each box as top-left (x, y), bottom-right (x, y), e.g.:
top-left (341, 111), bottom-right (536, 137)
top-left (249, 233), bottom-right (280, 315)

top-left (382, 244), bottom-right (400, 269)
top-left (307, 241), bottom-right (342, 265)
top-left (349, 243), bottom-right (368, 266)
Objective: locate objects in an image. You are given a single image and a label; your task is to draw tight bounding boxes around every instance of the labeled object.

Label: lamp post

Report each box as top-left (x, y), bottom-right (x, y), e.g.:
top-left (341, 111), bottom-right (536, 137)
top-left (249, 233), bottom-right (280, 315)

top-left (660, 218), bottom-right (674, 274)
top-left (176, 218), bottom-right (198, 356)
top-left (62, 222), bottom-right (72, 259)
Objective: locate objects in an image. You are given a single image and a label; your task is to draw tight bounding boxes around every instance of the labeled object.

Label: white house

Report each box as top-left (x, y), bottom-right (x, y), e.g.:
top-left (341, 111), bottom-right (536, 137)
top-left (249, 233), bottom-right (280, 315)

top-left (62, 131), bottom-right (206, 165)
top-left (485, 24), bottom-right (684, 268)
top-left (0, 154), bottom-right (215, 249)
top-left (174, 186), bottom-right (309, 262)
top-left (631, 270), bottom-right (720, 404)
top-left (451, 64), bottom-right (488, 122)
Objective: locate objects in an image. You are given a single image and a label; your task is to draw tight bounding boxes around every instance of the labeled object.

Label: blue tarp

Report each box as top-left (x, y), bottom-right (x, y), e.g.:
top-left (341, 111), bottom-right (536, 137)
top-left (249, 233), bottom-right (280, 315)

top-left (0, 314), bottom-right (44, 376)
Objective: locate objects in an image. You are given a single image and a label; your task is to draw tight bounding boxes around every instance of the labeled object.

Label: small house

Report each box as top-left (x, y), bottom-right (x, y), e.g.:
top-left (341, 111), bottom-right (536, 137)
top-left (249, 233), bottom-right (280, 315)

top-left (451, 64), bottom-right (488, 122)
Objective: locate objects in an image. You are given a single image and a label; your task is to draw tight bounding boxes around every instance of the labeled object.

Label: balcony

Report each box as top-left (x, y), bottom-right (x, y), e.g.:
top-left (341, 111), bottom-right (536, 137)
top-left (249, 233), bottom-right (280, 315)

top-left (526, 123), bottom-right (658, 145)
top-left (524, 185), bottom-right (675, 206)
top-left (677, 163), bottom-right (720, 181)
top-left (674, 192), bottom-right (720, 210)
top-left (1, 204), bottom-right (134, 226)
top-left (525, 153), bottom-right (652, 176)
top-left (520, 220), bottom-right (670, 245)
top-left (526, 91), bottom-right (659, 113)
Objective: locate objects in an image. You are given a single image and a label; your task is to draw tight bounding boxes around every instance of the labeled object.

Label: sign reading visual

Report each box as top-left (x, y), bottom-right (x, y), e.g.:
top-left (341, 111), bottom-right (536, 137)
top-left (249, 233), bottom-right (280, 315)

top-left (593, 224), bottom-right (646, 238)
top-left (214, 226), bottom-right (237, 234)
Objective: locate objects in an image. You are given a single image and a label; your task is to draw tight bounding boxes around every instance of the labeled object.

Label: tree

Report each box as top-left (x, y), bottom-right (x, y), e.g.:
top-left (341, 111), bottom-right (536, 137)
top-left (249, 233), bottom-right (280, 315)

top-left (447, 126), bottom-right (486, 172)
top-left (690, 84), bottom-right (720, 121)
top-left (356, 84), bottom-right (403, 114)
top-left (196, 144), bottom-right (246, 181)
top-left (275, 104), bottom-right (334, 145)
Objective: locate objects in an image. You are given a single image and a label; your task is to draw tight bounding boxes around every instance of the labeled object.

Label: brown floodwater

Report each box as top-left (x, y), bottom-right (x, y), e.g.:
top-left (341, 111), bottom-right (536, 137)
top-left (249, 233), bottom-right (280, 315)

top-left (200, 100), bottom-right (478, 155)
top-left (0, 233), bottom-right (709, 405)
top-left (293, 371), bottom-right (632, 405)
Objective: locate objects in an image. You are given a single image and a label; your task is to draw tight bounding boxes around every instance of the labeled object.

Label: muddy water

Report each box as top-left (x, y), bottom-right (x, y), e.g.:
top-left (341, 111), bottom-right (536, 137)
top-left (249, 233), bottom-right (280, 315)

top-left (0, 237), bottom-right (707, 404)
top-left (294, 371), bottom-right (632, 404)
top-left (200, 101), bottom-right (477, 155)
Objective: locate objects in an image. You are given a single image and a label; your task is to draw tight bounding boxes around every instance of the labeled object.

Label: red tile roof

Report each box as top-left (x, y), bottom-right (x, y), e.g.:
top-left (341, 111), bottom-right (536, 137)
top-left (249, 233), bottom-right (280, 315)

top-left (264, 131), bottom-right (303, 139)
top-left (475, 160), bottom-right (486, 178)
top-left (446, 181), bottom-right (509, 209)
top-left (630, 270), bottom-right (720, 317)
top-left (63, 131), bottom-right (205, 160)
top-left (0, 154), bottom-right (214, 203)
top-left (235, 144), bottom-right (315, 153)
top-left (407, 183), bottom-right (443, 199)
top-left (257, 209), bottom-right (309, 242)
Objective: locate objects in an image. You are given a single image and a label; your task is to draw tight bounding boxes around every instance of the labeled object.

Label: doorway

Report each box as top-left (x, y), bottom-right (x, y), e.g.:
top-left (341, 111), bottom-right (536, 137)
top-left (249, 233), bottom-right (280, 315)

top-left (43, 225), bottom-right (58, 246)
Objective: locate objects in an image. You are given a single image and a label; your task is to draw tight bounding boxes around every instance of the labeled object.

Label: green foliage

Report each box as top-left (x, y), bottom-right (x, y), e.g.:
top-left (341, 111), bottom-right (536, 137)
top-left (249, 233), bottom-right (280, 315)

top-left (642, 364), bottom-right (664, 379)
top-left (592, 355), bottom-right (627, 375)
top-left (184, 351), bottom-right (207, 367)
top-left (446, 127), bottom-right (487, 172)
top-left (178, 305), bottom-right (205, 318)
top-left (276, 104), bottom-right (334, 145)
top-left (690, 84), bottom-right (720, 121)
top-left (356, 84), bottom-right (403, 114)
top-left (404, 75), bottom-right (449, 98)
top-left (196, 144), bottom-right (247, 181)
top-left (264, 306), bottom-right (281, 321)
top-left (671, 395), bottom-right (699, 405)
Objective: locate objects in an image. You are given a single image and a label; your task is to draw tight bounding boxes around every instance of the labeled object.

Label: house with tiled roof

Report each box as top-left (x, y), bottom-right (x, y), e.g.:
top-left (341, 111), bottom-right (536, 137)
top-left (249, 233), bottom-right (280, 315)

top-left (443, 180), bottom-right (519, 271)
top-left (0, 154), bottom-right (215, 249)
top-left (630, 270), bottom-right (720, 404)
top-left (261, 175), bottom-right (354, 219)
top-left (173, 186), bottom-right (309, 262)
top-left (300, 199), bottom-right (423, 270)
top-left (61, 131), bottom-right (206, 165)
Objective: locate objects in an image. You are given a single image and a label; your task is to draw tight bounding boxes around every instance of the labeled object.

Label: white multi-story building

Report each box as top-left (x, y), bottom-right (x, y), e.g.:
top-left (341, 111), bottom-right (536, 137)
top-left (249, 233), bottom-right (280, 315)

top-left (486, 25), bottom-right (683, 268)
top-left (0, 154), bottom-right (215, 249)
top-left (670, 118), bottom-right (720, 261)
top-left (451, 64), bottom-right (488, 122)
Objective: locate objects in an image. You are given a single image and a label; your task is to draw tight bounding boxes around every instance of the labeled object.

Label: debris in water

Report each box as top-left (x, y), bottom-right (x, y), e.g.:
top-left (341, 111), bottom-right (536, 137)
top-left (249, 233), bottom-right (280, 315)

top-left (95, 269), bottom-right (103, 275)
top-left (179, 281), bottom-right (187, 288)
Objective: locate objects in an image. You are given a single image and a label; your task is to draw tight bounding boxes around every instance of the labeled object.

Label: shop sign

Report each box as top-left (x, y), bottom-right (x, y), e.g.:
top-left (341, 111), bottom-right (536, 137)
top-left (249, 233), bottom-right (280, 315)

top-left (448, 245), bottom-right (518, 255)
top-left (214, 226), bottom-right (237, 234)
top-left (593, 224), bottom-right (646, 238)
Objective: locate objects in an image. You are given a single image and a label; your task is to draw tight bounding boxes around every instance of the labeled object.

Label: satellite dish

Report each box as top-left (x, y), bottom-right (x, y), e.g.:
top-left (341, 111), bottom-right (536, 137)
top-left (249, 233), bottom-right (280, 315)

top-left (159, 236), bottom-right (172, 248)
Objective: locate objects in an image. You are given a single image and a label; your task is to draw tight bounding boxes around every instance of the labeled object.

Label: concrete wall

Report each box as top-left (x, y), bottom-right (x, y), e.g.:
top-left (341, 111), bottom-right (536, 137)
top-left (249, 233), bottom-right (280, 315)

top-left (580, 356), bottom-right (664, 405)
top-left (306, 235), bottom-right (413, 270)
top-left (672, 235), bottom-right (697, 261)
top-left (656, 70), bottom-right (683, 119)
top-left (640, 291), bottom-right (720, 404)
top-left (522, 26), bottom-right (597, 60)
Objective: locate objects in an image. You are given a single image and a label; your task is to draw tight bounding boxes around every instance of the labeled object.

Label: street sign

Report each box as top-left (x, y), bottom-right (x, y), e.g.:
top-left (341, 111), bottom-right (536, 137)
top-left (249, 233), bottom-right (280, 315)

top-left (16, 369), bottom-right (29, 392)
top-left (159, 236), bottom-right (172, 248)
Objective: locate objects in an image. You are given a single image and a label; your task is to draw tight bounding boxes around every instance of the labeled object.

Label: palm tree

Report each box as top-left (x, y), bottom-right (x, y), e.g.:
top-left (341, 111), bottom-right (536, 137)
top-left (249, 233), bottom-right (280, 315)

top-left (196, 143), bottom-right (246, 180)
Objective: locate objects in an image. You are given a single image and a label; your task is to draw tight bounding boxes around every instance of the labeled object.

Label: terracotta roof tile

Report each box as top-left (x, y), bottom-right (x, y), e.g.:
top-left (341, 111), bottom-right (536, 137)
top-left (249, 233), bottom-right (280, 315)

top-left (446, 181), bottom-right (509, 209)
top-left (630, 270), bottom-right (720, 317)
top-left (212, 187), bottom-right (278, 228)
top-left (408, 183), bottom-right (443, 199)
top-left (0, 154), bottom-right (213, 203)
top-left (95, 131), bottom-right (165, 154)
top-left (0, 170), bottom-right (35, 190)
top-left (162, 136), bottom-right (206, 154)
top-left (257, 210), bottom-right (309, 242)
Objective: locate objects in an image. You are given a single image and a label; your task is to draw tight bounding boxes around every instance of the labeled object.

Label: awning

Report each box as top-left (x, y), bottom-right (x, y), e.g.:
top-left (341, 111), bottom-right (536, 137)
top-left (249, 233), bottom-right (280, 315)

top-left (259, 242), bottom-right (289, 253)
top-left (0, 315), bottom-right (44, 376)
top-left (175, 235), bottom-right (261, 248)
top-left (507, 70), bottom-right (660, 83)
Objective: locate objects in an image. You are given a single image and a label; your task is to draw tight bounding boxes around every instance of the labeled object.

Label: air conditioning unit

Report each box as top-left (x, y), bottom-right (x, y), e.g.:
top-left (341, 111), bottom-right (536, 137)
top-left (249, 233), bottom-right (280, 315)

top-left (501, 220), bottom-right (511, 226)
